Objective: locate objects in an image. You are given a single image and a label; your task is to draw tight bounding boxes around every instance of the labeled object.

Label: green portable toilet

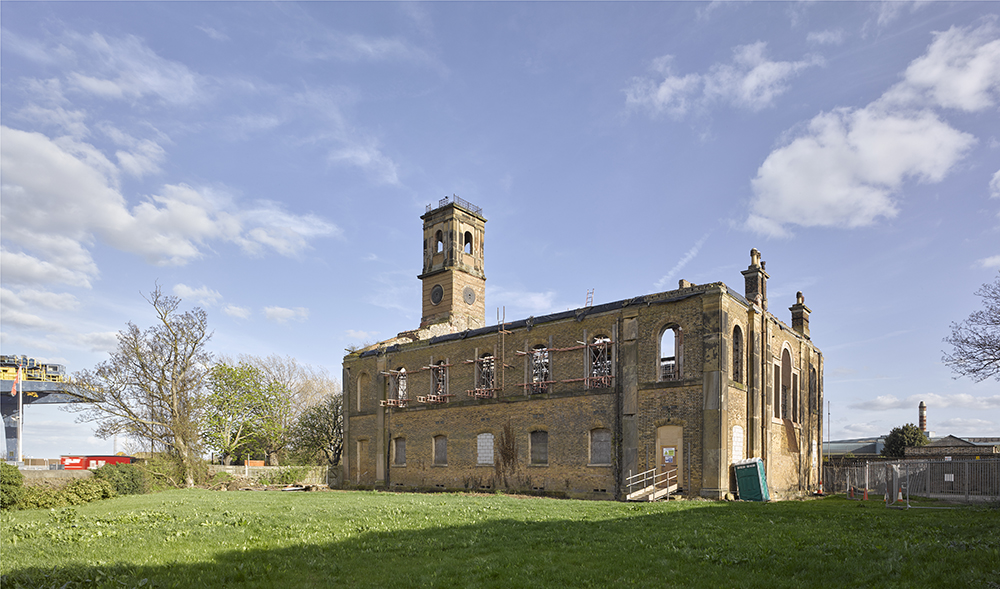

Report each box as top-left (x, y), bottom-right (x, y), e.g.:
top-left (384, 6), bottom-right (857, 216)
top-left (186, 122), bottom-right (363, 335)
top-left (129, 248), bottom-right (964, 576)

top-left (733, 458), bottom-right (770, 501)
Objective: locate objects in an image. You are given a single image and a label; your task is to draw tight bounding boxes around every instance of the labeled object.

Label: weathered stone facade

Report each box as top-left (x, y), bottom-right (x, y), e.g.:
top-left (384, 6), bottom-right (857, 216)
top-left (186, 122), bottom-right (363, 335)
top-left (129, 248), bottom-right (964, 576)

top-left (343, 198), bottom-right (823, 500)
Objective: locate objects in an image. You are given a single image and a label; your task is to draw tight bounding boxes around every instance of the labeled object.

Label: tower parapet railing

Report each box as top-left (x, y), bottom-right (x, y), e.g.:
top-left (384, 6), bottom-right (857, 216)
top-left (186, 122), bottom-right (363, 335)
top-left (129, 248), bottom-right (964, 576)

top-left (426, 195), bottom-right (482, 217)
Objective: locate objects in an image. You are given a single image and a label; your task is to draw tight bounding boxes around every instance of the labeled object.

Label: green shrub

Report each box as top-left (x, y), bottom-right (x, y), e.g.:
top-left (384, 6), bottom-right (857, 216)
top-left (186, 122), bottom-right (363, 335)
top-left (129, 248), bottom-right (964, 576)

top-left (63, 477), bottom-right (116, 504)
top-left (139, 454), bottom-right (209, 489)
top-left (93, 463), bottom-right (149, 495)
top-left (17, 485), bottom-right (68, 509)
top-left (15, 477), bottom-right (116, 510)
top-left (1, 462), bottom-right (24, 510)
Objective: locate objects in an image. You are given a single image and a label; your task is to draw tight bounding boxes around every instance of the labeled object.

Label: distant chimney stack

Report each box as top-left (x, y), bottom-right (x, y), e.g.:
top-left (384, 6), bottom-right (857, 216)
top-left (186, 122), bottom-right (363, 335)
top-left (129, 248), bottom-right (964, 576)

top-left (742, 248), bottom-right (769, 310)
top-left (789, 291), bottom-right (811, 339)
top-left (919, 401), bottom-right (927, 432)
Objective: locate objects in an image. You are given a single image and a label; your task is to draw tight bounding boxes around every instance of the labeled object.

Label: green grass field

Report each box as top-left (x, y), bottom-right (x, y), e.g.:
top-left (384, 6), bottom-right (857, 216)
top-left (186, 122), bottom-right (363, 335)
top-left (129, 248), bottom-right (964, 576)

top-left (2, 490), bottom-right (998, 588)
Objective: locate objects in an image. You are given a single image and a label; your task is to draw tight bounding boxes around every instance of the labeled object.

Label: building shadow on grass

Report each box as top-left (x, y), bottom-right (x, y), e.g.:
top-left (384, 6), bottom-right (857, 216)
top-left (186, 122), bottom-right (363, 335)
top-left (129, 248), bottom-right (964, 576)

top-left (2, 498), bottom-right (996, 589)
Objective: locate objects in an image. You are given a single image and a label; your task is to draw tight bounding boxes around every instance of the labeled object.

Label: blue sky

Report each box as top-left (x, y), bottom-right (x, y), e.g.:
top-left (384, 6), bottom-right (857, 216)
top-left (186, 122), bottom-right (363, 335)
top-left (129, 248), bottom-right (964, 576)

top-left (2, 2), bottom-right (998, 459)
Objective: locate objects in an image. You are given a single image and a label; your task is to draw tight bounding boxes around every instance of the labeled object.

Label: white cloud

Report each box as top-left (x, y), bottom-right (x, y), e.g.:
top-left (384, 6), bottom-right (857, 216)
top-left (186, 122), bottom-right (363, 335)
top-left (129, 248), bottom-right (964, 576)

top-left (841, 421), bottom-right (885, 437)
top-left (264, 306), bottom-right (309, 323)
top-left (1, 287), bottom-right (78, 311)
top-left (328, 143), bottom-right (400, 186)
top-left (850, 393), bottom-right (1000, 412)
top-left (346, 329), bottom-right (378, 340)
top-left (978, 255), bottom-right (1000, 270)
top-left (626, 42), bottom-right (821, 118)
top-left (807, 29), bottom-right (846, 46)
top-left (991, 170), bottom-right (1000, 198)
top-left (747, 22), bottom-right (997, 237)
top-left (0, 126), bottom-right (339, 287)
top-left (75, 331), bottom-right (119, 353)
top-left (197, 26), bottom-right (229, 42)
top-left (881, 22), bottom-right (1000, 113)
top-left (64, 32), bottom-right (205, 106)
top-left (934, 417), bottom-right (996, 435)
top-left (488, 286), bottom-right (566, 318)
top-left (748, 107), bottom-right (975, 237)
top-left (655, 233), bottom-right (710, 290)
top-left (223, 305), bottom-right (251, 319)
top-left (172, 284), bottom-right (223, 306)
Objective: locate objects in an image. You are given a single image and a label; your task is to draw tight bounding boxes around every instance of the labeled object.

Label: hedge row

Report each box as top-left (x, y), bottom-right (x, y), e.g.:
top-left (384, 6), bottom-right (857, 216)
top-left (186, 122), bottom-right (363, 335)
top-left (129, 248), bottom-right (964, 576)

top-left (0, 462), bottom-right (149, 510)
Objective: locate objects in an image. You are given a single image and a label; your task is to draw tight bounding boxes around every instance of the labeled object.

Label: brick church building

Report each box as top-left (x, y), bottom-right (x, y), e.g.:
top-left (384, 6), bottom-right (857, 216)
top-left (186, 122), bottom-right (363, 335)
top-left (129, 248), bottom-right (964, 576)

top-left (342, 197), bottom-right (823, 500)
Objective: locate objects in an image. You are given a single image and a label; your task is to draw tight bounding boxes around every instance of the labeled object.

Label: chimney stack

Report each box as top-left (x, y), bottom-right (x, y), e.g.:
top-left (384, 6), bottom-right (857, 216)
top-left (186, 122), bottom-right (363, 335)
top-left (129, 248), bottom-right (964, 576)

top-left (741, 248), bottom-right (769, 310)
top-left (919, 401), bottom-right (927, 432)
top-left (789, 291), bottom-right (811, 339)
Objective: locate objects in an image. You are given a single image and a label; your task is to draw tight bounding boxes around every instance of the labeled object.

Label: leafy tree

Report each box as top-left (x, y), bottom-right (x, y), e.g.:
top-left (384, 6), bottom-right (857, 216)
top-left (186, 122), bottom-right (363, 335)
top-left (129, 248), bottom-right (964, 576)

top-left (943, 273), bottom-right (1000, 382)
top-left (881, 423), bottom-right (929, 458)
top-left (203, 362), bottom-right (277, 465)
top-left (217, 354), bottom-right (339, 465)
top-left (289, 392), bottom-right (344, 466)
top-left (68, 287), bottom-right (210, 487)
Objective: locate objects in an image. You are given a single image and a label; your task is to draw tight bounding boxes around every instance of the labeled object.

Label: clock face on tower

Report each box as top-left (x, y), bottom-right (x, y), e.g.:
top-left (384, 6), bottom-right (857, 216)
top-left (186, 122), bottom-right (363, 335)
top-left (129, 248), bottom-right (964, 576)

top-left (431, 285), bottom-right (443, 305)
top-left (463, 286), bottom-right (476, 305)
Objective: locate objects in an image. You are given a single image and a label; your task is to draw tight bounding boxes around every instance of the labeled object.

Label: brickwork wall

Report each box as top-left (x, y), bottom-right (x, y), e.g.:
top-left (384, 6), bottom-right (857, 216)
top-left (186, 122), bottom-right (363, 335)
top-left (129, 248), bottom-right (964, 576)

top-left (344, 280), bottom-right (823, 500)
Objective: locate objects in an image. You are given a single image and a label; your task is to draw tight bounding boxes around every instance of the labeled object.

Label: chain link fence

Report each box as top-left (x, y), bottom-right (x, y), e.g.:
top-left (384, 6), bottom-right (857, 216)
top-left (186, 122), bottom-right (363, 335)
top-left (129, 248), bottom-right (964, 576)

top-left (823, 459), bottom-right (1000, 503)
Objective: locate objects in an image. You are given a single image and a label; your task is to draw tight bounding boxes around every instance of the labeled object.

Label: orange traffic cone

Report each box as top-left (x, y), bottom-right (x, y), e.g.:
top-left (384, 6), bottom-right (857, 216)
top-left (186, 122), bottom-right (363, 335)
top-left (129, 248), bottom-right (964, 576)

top-left (848, 486), bottom-right (854, 499)
top-left (897, 487), bottom-right (903, 501)
top-left (863, 487), bottom-right (868, 501)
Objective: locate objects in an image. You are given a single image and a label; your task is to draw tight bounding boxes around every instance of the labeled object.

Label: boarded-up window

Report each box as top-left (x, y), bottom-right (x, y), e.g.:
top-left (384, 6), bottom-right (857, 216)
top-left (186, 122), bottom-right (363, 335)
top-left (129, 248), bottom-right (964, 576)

top-left (477, 433), bottom-right (494, 465)
top-left (590, 429), bottom-right (611, 465)
top-left (732, 326), bottom-right (743, 384)
top-left (732, 426), bottom-right (744, 463)
top-left (530, 431), bottom-right (548, 464)
top-left (433, 435), bottom-right (447, 465)
top-left (394, 437), bottom-right (406, 465)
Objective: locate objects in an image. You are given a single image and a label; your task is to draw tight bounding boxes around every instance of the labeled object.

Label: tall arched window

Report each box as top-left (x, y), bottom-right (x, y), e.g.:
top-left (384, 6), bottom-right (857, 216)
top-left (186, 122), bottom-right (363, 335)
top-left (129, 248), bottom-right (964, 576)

top-left (660, 326), bottom-right (681, 381)
top-left (732, 325), bottom-right (743, 384)
top-left (781, 349), bottom-right (792, 420)
top-left (393, 367), bottom-right (407, 402)
top-left (464, 231), bottom-right (473, 255)
top-left (356, 372), bottom-right (369, 412)
top-left (435, 230), bottom-right (444, 253)
top-left (529, 344), bottom-right (549, 394)
top-left (478, 353), bottom-right (495, 390)
top-left (590, 335), bottom-right (612, 386)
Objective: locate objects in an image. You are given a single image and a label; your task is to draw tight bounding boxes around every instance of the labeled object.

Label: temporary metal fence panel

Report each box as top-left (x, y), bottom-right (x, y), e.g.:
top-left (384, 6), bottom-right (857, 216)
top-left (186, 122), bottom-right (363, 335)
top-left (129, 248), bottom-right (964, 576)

top-left (824, 459), bottom-right (999, 503)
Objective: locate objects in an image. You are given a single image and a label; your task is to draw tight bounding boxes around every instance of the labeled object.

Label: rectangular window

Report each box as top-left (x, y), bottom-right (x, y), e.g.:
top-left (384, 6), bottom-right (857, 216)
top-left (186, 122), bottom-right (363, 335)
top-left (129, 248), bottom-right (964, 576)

top-left (773, 364), bottom-right (781, 419)
top-left (393, 438), bottom-right (406, 465)
top-left (530, 431), bottom-right (548, 465)
top-left (432, 362), bottom-right (447, 396)
top-left (433, 435), bottom-right (447, 466)
top-left (477, 433), bottom-right (494, 465)
top-left (590, 429), bottom-right (611, 465)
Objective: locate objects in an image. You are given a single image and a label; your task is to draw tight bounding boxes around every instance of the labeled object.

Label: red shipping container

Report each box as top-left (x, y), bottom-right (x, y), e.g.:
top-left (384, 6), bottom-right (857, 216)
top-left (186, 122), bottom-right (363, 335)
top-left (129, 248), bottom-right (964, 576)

top-left (61, 455), bottom-right (134, 470)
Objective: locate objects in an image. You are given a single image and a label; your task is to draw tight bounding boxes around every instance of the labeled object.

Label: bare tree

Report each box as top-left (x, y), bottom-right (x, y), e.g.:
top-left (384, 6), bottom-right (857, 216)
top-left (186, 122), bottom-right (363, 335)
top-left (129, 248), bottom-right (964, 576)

top-left (68, 287), bottom-right (210, 487)
top-left (943, 273), bottom-right (1000, 382)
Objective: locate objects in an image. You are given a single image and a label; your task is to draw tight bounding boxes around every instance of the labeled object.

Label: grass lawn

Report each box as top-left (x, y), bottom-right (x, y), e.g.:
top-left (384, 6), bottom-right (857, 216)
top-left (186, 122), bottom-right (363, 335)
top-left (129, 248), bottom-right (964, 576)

top-left (2, 490), bottom-right (998, 588)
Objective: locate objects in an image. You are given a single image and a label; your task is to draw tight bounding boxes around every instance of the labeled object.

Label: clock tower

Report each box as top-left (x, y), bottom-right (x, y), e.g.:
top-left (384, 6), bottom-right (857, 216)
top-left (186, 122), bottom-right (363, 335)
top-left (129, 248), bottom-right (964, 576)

top-left (418, 196), bottom-right (486, 331)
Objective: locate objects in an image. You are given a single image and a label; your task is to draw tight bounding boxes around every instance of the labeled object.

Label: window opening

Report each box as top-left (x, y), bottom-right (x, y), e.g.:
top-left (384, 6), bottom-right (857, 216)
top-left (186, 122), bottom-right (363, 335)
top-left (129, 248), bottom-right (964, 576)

top-left (477, 433), bottom-right (494, 465)
top-left (590, 428), bottom-right (611, 465)
top-left (809, 366), bottom-right (818, 415)
top-left (418, 361), bottom-right (453, 404)
top-left (589, 336), bottom-right (612, 388)
top-left (393, 437), bottom-right (406, 465)
top-left (433, 435), bottom-right (447, 466)
top-left (660, 327), bottom-right (681, 381)
top-left (464, 231), bottom-right (473, 255)
top-left (529, 345), bottom-right (550, 394)
top-left (781, 349), bottom-right (792, 420)
top-left (773, 364), bottom-right (781, 419)
top-left (530, 431), bottom-right (548, 464)
top-left (792, 373), bottom-right (799, 424)
top-left (380, 368), bottom-right (408, 407)
top-left (732, 326), bottom-right (743, 384)
top-left (435, 230), bottom-right (443, 253)
top-left (468, 353), bottom-right (496, 399)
